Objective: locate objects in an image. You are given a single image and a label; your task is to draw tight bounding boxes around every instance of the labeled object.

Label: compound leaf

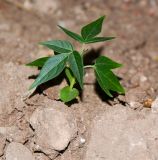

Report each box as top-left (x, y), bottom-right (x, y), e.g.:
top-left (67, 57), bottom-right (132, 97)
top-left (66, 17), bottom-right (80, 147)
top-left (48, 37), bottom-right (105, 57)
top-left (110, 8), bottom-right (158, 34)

top-left (95, 65), bottom-right (125, 97)
top-left (95, 56), bottom-right (123, 69)
top-left (58, 25), bottom-right (84, 43)
top-left (26, 57), bottom-right (50, 67)
top-left (29, 53), bottom-right (68, 89)
top-left (81, 16), bottom-right (105, 41)
top-left (40, 40), bottom-right (73, 53)
top-left (60, 86), bottom-right (79, 102)
top-left (68, 51), bottom-right (84, 89)
top-left (85, 36), bottom-right (115, 44)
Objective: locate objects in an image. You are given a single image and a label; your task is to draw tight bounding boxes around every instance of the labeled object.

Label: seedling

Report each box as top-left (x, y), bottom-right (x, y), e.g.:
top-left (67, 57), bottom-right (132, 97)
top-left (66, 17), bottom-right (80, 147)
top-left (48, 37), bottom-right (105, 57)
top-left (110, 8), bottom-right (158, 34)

top-left (27, 16), bottom-right (125, 102)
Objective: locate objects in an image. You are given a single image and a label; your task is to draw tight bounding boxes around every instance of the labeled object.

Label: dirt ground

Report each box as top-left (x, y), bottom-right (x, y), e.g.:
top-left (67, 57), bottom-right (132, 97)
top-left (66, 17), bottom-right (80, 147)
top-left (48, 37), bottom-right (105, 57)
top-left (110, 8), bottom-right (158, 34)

top-left (0, 0), bottom-right (158, 159)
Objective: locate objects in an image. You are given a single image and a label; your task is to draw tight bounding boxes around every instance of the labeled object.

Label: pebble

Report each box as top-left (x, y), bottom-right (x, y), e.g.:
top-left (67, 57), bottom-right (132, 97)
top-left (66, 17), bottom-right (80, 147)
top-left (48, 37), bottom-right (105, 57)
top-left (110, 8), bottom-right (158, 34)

top-left (80, 137), bottom-right (86, 144)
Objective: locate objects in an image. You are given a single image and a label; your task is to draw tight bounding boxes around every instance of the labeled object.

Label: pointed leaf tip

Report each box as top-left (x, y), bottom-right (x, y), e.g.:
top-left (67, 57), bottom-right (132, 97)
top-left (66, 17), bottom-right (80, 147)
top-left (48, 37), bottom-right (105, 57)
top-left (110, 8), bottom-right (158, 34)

top-left (58, 25), bottom-right (84, 43)
top-left (81, 16), bottom-right (106, 41)
top-left (95, 56), bottom-right (123, 69)
top-left (29, 53), bottom-right (69, 89)
top-left (26, 57), bottom-right (50, 68)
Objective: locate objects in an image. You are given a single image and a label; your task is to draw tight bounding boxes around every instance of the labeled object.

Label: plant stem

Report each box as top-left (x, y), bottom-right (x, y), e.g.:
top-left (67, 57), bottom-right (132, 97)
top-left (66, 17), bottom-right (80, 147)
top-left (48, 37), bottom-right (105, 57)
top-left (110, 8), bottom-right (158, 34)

top-left (70, 77), bottom-right (75, 89)
top-left (80, 43), bottom-right (85, 55)
top-left (65, 68), bottom-right (76, 89)
top-left (84, 65), bottom-right (94, 69)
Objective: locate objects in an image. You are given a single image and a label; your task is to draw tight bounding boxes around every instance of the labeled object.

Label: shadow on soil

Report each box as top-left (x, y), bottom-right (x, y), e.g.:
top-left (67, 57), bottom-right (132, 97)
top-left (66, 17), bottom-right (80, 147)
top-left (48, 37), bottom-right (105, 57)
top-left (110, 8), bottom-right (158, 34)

top-left (94, 81), bottom-right (118, 102)
top-left (83, 47), bottom-right (104, 65)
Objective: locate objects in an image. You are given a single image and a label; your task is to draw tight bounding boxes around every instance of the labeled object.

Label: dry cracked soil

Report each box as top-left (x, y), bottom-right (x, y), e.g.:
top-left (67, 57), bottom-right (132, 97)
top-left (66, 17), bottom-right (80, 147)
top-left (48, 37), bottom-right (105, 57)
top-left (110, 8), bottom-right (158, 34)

top-left (0, 0), bottom-right (158, 160)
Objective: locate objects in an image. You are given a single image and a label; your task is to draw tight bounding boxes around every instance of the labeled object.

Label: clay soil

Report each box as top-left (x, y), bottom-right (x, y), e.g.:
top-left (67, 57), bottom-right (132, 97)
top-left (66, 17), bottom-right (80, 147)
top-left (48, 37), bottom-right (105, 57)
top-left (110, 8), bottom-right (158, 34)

top-left (0, 0), bottom-right (158, 159)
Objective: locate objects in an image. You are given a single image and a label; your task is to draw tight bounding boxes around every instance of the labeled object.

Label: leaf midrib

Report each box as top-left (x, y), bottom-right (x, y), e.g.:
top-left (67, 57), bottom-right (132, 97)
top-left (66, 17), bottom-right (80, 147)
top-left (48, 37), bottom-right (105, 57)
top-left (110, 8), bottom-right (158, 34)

top-left (34, 55), bottom-right (68, 85)
top-left (95, 63), bottom-right (121, 68)
top-left (70, 52), bottom-right (83, 88)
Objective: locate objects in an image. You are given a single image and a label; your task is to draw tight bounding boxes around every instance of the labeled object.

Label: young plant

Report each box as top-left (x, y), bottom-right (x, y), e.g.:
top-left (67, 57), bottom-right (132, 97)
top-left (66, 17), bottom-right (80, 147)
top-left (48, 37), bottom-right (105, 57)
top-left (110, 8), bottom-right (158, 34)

top-left (27, 16), bottom-right (125, 102)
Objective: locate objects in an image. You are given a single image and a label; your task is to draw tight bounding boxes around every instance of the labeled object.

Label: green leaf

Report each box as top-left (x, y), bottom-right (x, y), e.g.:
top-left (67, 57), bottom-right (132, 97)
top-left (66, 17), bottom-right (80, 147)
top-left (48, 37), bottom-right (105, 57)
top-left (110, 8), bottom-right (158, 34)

top-left (95, 56), bottom-right (123, 69)
top-left (85, 37), bottom-right (115, 44)
top-left (26, 57), bottom-right (50, 67)
top-left (58, 25), bottom-right (84, 43)
top-left (29, 53), bottom-right (68, 89)
top-left (81, 16), bottom-right (105, 41)
top-left (60, 86), bottom-right (79, 102)
top-left (95, 65), bottom-right (125, 97)
top-left (39, 40), bottom-right (73, 53)
top-left (68, 51), bottom-right (84, 89)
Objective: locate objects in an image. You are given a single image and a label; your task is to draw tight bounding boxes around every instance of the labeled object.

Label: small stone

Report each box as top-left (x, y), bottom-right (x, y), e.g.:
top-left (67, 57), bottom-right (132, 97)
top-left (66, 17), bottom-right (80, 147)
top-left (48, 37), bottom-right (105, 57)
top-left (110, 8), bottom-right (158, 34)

top-left (129, 101), bottom-right (142, 109)
top-left (80, 137), bottom-right (86, 144)
top-left (151, 97), bottom-right (158, 113)
top-left (6, 142), bottom-right (34, 160)
top-left (143, 98), bottom-right (153, 108)
top-left (140, 75), bottom-right (147, 82)
top-left (30, 99), bottom-right (77, 155)
top-left (125, 88), bottom-right (146, 109)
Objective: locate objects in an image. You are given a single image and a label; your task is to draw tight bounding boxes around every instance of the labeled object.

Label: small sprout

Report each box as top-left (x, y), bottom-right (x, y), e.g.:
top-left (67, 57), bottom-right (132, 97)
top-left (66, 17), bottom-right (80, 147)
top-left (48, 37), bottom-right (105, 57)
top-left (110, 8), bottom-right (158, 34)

top-left (26, 16), bottom-right (125, 103)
